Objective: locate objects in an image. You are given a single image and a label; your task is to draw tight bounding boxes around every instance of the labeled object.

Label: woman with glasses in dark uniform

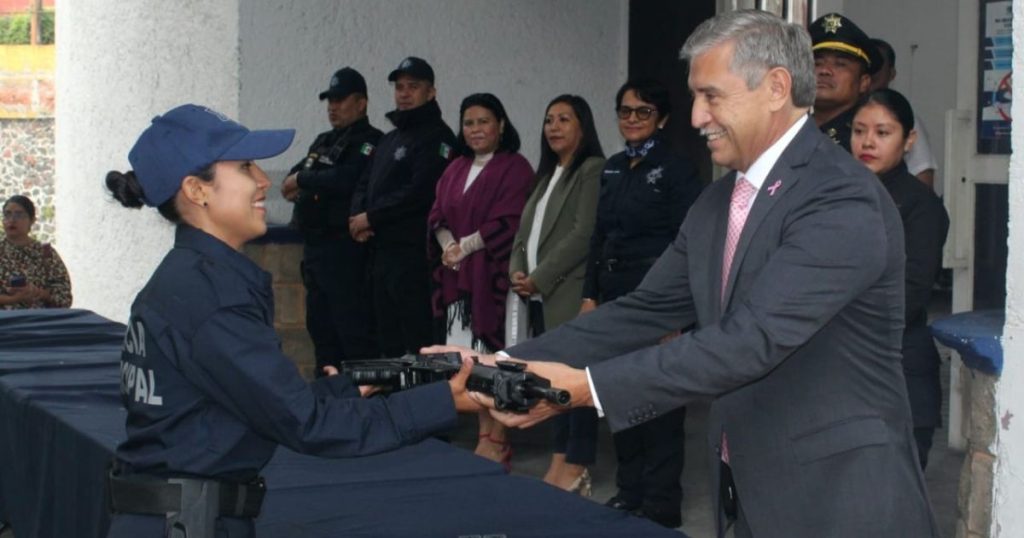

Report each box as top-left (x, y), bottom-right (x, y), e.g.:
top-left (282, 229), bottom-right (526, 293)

top-left (581, 80), bottom-right (703, 528)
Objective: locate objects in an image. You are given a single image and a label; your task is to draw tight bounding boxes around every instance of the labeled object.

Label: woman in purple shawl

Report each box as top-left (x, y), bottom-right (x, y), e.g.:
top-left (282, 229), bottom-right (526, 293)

top-left (428, 93), bottom-right (533, 468)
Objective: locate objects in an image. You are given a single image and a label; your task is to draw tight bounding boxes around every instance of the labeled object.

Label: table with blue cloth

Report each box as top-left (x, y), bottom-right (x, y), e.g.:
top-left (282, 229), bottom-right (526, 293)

top-left (0, 309), bottom-right (678, 537)
top-left (930, 309), bottom-right (1004, 375)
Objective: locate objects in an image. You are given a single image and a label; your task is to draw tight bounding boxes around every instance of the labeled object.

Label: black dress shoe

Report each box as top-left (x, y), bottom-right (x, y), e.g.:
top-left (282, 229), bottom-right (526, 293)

top-left (604, 496), bottom-right (640, 512)
top-left (631, 507), bottom-right (682, 529)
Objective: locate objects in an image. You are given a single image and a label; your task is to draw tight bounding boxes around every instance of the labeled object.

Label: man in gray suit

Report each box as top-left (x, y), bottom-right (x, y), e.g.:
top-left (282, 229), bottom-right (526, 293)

top-left (449, 10), bottom-right (938, 537)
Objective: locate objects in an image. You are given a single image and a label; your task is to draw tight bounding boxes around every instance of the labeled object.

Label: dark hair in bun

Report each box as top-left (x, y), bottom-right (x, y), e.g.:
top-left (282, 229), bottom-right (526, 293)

top-left (106, 165), bottom-right (215, 224)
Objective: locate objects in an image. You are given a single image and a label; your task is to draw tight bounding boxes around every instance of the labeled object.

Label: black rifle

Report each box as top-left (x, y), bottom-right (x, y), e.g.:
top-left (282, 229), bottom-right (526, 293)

top-left (340, 352), bottom-right (571, 413)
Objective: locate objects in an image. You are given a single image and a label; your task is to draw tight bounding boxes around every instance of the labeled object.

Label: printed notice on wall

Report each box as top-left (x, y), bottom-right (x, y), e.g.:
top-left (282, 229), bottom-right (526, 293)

top-left (977, 0), bottom-right (1012, 154)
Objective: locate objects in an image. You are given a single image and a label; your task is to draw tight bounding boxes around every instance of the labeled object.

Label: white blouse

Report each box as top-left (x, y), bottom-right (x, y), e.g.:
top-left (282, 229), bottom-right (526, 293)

top-left (525, 165), bottom-right (564, 274)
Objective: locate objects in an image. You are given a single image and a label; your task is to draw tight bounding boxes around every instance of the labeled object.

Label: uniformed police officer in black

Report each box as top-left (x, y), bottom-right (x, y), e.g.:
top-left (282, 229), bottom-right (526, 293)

top-left (282, 67), bottom-right (381, 373)
top-left (809, 13), bottom-right (882, 152)
top-left (103, 104), bottom-right (475, 538)
top-left (850, 89), bottom-right (950, 470)
top-left (580, 80), bottom-right (703, 529)
top-left (349, 57), bottom-right (456, 357)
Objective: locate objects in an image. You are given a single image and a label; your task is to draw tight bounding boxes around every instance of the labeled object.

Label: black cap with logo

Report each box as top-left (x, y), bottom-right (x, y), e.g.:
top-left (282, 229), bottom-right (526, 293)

top-left (318, 67), bottom-right (368, 101)
top-left (809, 13), bottom-right (883, 75)
top-left (387, 56), bottom-right (435, 84)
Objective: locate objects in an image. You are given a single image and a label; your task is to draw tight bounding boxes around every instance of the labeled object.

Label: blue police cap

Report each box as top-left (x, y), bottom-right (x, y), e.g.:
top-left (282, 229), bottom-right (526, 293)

top-left (128, 104), bottom-right (295, 207)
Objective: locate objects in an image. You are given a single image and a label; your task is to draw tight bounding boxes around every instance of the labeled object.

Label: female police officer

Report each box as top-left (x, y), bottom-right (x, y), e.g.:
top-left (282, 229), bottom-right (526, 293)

top-left (104, 104), bottom-right (475, 537)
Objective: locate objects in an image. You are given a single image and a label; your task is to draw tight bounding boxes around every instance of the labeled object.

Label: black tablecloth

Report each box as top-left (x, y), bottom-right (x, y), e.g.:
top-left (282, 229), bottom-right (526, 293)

top-left (0, 309), bottom-right (679, 537)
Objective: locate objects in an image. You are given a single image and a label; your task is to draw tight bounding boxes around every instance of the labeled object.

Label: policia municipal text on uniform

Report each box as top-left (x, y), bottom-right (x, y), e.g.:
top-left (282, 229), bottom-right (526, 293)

top-left (103, 104), bottom-right (478, 538)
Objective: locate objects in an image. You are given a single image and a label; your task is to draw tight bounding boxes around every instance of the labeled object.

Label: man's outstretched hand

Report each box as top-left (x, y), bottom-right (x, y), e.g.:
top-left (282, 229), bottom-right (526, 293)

top-left (469, 359), bottom-right (593, 429)
top-left (419, 346), bottom-right (594, 424)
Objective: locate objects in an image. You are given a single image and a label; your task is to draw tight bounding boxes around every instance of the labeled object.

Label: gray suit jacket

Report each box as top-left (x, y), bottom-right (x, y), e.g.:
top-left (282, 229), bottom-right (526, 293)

top-left (508, 121), bottom-right (938, 537)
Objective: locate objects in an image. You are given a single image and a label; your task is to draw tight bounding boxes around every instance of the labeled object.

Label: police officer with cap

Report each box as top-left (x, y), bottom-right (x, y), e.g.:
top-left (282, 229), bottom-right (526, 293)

top-left (809, 13), bottom-right (882, 151)
top-left (349, 56), bottom-right (456, 356)
top-left (282, 67), bottom-right (381, 373)
top-left (104, 104), bottom-right (475, 537)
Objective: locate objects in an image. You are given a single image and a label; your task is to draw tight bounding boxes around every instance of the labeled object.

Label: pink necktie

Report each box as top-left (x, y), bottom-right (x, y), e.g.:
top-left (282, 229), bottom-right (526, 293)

top-left (720, 175), bottom-right (756, 465)
top-left (721, 175), bottom-right (757, 306)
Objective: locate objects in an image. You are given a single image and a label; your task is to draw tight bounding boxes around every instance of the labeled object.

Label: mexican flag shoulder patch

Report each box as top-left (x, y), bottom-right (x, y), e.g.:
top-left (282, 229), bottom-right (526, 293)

top-left (439, 142), bottom-right (452, 160)
top-left (359, 142), bottom-right (374, 156)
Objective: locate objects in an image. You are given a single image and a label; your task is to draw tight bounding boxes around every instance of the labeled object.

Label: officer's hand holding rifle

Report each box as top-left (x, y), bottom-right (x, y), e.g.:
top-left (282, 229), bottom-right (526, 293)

top-left (421, 345), bottom-right (591, 427)
top-left (445, 355), bottom-right (486, 412)
top-left (339, 353), bottom-right (484, 413)
top-left (322, 365), bottom-right (384, 398)
top-left (343, 349), bottom-right (571, 415)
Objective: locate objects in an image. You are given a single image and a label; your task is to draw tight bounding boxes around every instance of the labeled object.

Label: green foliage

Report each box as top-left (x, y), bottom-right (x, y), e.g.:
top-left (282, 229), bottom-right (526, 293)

top-left (0, 10), bottom-right (55, 45)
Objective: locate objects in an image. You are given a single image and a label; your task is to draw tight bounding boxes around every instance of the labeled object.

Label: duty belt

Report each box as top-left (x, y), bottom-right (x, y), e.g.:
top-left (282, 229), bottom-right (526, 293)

top-left (109, 465), bottom-right (266, 537)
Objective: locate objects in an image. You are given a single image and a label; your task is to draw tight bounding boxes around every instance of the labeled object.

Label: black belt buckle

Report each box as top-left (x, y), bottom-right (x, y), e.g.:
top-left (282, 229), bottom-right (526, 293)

top-left (719, 461), bottom-right (738, 521)
top-left (235, 477), bottom-right (267, 518)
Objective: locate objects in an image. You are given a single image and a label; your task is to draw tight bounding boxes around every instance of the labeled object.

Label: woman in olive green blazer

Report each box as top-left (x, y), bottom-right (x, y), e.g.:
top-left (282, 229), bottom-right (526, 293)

top-left (509, 155), bottom-right (603, 328)
top-left (509, 95), bottom-right (604, 494)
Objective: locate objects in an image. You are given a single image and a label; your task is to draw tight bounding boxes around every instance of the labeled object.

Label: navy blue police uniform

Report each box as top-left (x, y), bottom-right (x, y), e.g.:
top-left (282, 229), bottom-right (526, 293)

top-left (290, 115), bottom-right (382, 370)
top-left (107, 225), bottom-right (457, 537)
top-left (582, 135), bottom-right (704, 527)
top-left (350, 97), bottom-right (455, 357)
top-left (880, 161), bottom-right (949, 468)
top-left (819, 105), bottom-right (857, 153)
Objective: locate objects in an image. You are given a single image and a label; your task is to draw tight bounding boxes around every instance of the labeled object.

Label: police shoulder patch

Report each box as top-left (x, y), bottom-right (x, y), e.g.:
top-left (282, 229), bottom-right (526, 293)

top-left (439, 142), bottom-right (452, 160)
top-left (360, 142), bottom-right (375, 156)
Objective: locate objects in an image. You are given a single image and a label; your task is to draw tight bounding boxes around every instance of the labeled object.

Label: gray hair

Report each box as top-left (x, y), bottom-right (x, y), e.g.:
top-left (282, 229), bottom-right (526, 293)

top-left (680, 10), bottom-right (815, 108)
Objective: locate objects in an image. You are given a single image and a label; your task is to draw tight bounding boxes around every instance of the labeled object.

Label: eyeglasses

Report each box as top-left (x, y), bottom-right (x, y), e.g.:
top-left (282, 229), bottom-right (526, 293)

top-left (2, 211), bottom-right (29, 222)
top-left (616, 106), bottom-right (657, 121)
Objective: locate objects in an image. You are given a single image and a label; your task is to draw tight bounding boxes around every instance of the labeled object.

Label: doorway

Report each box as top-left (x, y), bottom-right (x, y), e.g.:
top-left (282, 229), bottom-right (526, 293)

top-left (628, 0), bottom-right (716, 182)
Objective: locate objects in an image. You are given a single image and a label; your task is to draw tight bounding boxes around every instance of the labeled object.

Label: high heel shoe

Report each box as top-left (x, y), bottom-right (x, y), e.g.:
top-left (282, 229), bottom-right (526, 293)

top-left (566, 468), bottom-right (592, 497)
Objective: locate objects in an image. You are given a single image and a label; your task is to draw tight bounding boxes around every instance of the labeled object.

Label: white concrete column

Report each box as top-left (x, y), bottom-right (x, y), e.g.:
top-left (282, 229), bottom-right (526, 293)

top-left (55, 0), bottom-right (241, 322)
top-left (992, 2), bottom-right (1024, 536)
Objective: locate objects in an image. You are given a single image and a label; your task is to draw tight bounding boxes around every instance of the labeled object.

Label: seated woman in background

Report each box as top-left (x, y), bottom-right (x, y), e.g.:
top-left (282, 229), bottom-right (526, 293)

top-left (0, 195), bottom-right (72, 309)
top-left (428, 93), bottom-right (534, 468)
top-left (851, 88), bottom-right (949, 469)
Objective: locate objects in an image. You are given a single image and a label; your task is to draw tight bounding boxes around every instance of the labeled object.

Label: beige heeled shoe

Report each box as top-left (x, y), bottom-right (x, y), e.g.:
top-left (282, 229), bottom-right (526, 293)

top-left (566, 468), bottom-right (592, 497)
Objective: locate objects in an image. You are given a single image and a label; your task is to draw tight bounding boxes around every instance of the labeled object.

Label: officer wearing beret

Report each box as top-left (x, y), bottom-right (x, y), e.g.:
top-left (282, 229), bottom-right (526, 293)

top-left (809, 13), bottom-right (882, 152)
top-left (282, 67), bottom-right (381, 373)
top-left (349, 57), bottom-right (457, 357)
top-left (104, 104), bottom-right (475, 537)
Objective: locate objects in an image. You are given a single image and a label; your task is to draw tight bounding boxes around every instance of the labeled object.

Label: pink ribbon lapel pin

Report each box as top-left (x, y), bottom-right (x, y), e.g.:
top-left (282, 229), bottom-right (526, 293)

top-left (767, 179), bottom-right (782, 196)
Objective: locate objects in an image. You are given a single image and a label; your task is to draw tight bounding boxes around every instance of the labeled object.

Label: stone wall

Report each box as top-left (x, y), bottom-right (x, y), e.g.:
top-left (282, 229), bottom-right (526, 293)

top-left (956, 366), bottom-right (997, 538)
top-left (242, 238), bottom-right (315, 380)
top-left (0, 117), bottom-right (54, 243)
